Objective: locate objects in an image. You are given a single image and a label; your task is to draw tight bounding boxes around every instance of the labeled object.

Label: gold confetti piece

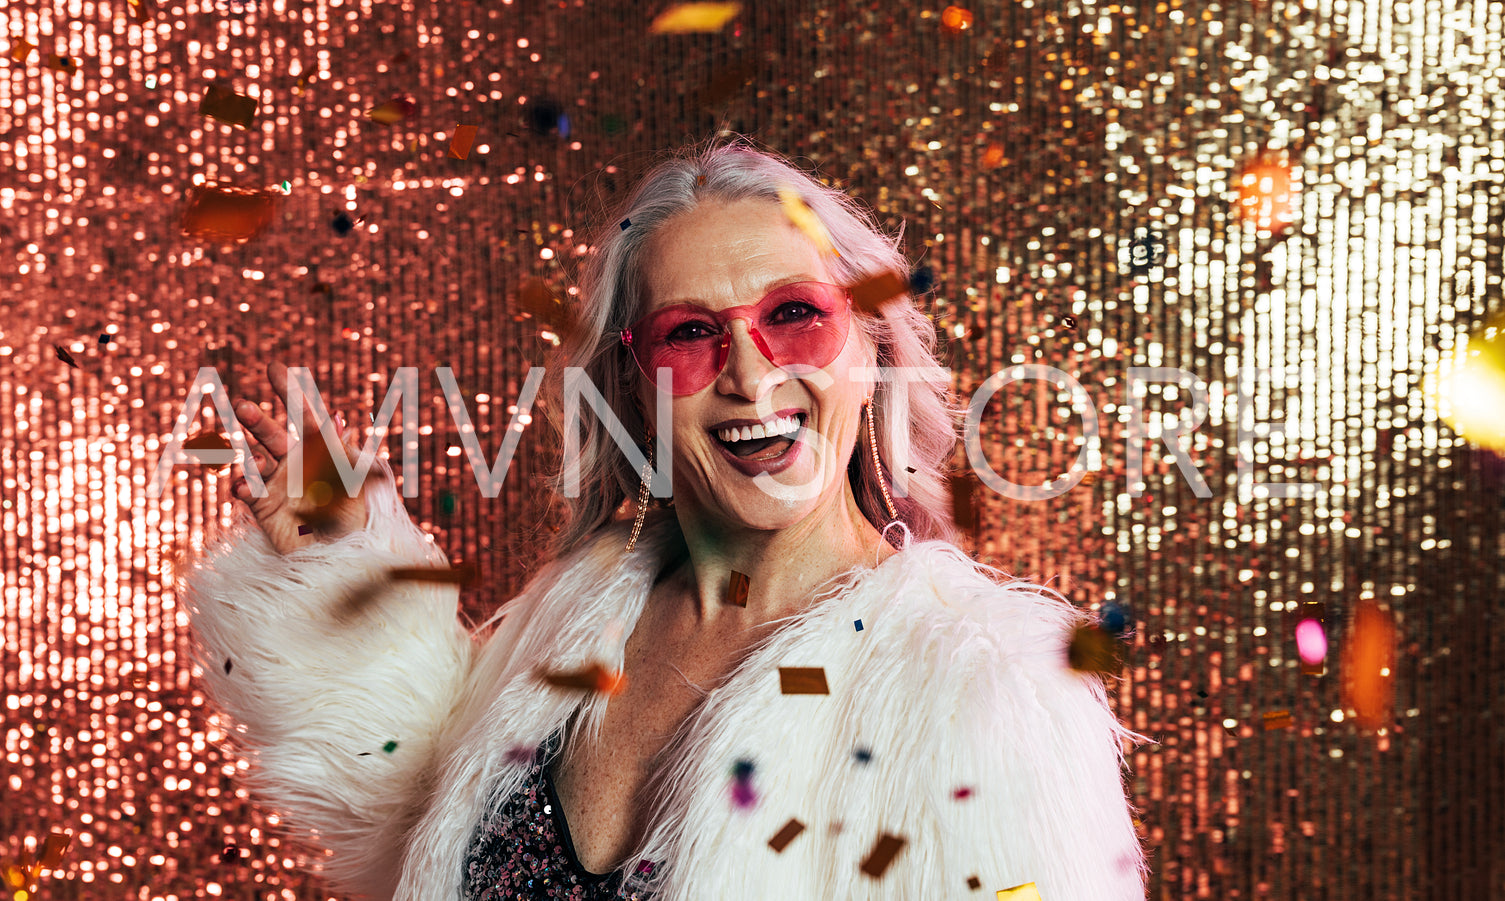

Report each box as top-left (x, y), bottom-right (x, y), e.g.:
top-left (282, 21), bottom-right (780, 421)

top-left (767, 817), bottom-right (805, 852)
top-left (198, 83), bottom-right (257, 128)
top-left (777, 186), bottom-right (836, 256)
top-left (10, 40), bottom-right (36, 63)
top-left (1262, 710), bottom-right (1293, 731)
top-left (1066, 623), bottom-right (1122, 675)
top-left (997, 883), bottom-right (1043, 901)
top-left (180, 184), bottom-right (278, 243)
top-left (858, 832), bottom-right (906, 879)
top-left (778, 666), bottom-right (829, 695)
top-left (649, 2), bottom-right (741, 34)
top-left (387, 563), bottom-right (479, 585)
top-left (36, 831), bottom-right (71, 869)
top-left (1341, 598), bottom-right (1397, 729)
top-left (449, 123), bottom-right (478, 159)
top-left (848, 270), bottom-right (909, 314)
top-left (537, 662), bottom-right (627, 695)
top-left (728, 570), bottom-right (750, 607)
top-left (367, 96), bottom-right (418, 124)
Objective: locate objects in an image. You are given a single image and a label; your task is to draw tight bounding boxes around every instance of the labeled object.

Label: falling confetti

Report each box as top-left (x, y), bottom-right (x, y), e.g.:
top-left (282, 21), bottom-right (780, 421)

top-left (847, 270), bottom-right (909, 314)
top-left (1236, 152), bottom-right (1298, 233)
top-left (729, 758), bottom-right (756, 809)
top-left (996, 882), bottom-right (1044, 901)
top-left (366, 96), bottom-right (418, 124)
top-left (331, 212), bottom-right (355, 235)
top-left (223, 658), bottom-right (233, 675)
top-left (967, 875), bottom-right (982, 890)
top-left (522, 98), bottom-right (567, 135)
top-left (854, 619), bottom-right (864, 632)
top-left (952, 786), bottom-right (973, 800)
top-left (1430, 312), bottom-right (1505, 451)
top-left (218, 845), bottom-right (238, 864)
top-left (777, 186), bottom-right (836, 256)
top-left (36, 831), bottom-right (71, 869)
top-left (1262, 710), bottom-right (1293, 731)
top-left (1341, 598), bottom-right (1398, 729)
top-left (648, 2), bottom-right (741, 34)
top-left (97, 333), bottom-right (111, 344)
top-left (1066, 623), bottom-right (1122, 675)
top-left (767, 818), bottom-right (805, 853)
top-left (297, 524), bottom-right (312, 536)
top-left (727, 570), bottom-right (750, 607)
top-left (620, 218), bottom-right (631, 230)
top-left (853, 747), bottom-right (872, 764)
top-left (382, 740), bottom-right (398, 753)
top-left (982, 143), bottom-right (1006, 168)
top-left (1098, 600), bottom-right (1130, 635)
top-left (198, 83), bottom-right (257, 128)
top-left (778, 666), bottom-right (829, 695)
top-left (1296, 603), bottom-right (1328, 669)
top-left (858, 833), bottom-right (906, 879)
top-left (908, 264), bottom-right (936, 295)
top-left (45, 53), bottom-right (78, 74)
top-left (180, 184), bottom-right (278, 243)
top-left (940, 5), bottom-right (975, 32)
top-left (53, 345), bottom-right (79, 369)
top-left (11, 40), bottom-right (37, 63)
top-left (537, 662), bottom-right (627, 695)
top-left (448, 124), bottom-right (478, 159)
top-left (386, 563), bottom-right (479, 585)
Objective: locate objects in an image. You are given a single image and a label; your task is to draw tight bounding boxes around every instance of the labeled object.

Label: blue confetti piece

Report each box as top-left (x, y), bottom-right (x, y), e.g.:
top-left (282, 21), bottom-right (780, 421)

top-left (854, 618), bottom-right (864, 632)
top-left (621, 218), bottom-right (631, 230)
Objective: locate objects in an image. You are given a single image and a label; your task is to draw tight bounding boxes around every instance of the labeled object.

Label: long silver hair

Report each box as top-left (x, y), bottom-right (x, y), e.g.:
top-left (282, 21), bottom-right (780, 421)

top-left (544, 142), bottom-right (959, 556)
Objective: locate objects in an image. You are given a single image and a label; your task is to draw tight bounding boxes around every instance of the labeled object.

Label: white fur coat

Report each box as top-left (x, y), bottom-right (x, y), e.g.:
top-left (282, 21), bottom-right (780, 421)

top-left (186, 476), bottom-right (1148, 901)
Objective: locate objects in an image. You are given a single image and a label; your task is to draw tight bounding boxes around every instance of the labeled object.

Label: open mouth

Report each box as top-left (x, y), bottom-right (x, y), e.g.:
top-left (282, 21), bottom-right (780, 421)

top-left (712, 413), bottom-right (806, 461)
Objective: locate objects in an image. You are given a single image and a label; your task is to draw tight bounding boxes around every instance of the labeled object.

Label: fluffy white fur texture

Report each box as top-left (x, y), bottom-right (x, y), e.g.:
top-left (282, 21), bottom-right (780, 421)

top-left (188, 483), bottom-right (1149, 901)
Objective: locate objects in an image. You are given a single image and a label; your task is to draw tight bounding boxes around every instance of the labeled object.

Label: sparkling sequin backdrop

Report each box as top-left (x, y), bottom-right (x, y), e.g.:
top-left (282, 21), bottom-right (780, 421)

top-left (2, 0), bottom-right (1502, 898)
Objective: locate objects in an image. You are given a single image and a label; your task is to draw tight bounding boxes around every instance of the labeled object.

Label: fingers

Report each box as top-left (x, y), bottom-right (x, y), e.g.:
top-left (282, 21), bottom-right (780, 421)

top-left (235, 397), bottom-right (290, 461)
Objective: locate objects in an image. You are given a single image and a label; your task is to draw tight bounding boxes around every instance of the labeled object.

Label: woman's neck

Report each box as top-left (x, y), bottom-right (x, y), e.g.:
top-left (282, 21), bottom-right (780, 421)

top-left (667, 485), bottom-right (896, 623)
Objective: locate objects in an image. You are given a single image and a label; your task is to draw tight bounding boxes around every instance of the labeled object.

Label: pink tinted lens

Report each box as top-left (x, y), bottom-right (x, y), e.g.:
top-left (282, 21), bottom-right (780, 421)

top-left (628, 282), bottom-right (851, 395)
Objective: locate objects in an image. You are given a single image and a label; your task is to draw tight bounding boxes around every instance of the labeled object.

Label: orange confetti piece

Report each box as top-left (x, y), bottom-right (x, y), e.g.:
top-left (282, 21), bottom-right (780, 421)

top-left (184, 432), bottom-right (232, 453)
top-left (848, 270), bottom-right (909, 314)
top-left (982, 143), bottom-right (1006, 169)
top-left (1066, 623), bottom-right (1122, 675)
top-left (778, 666), bottom-right (829, 695)
top-left (728, 570), bottom-right (750, 607)
top-left (36, 831), bottom-right (71, 869)
top-left (997, 883), bottom-right (1044, 901)
top-left (777, 186), bottom-right (836, 256)
top-left (199, 83), bottom-right (257, 128)
top-left (1340, 598), bottom-right (1397, 729)
top-left (649, 2), bottom-right (741, 34)
top-left (10, 40), bottom-right (36, 63)
top-left (767, 817), bottom-right (805, 852)
top-left (180, 184), bottom-right (278, 243)
top-left (941, 5), bottom-right (975, 33)
top-left (1262, 709), bottom-right (1293, 731)
top-left (537, 662), bottom-right (627, 695)
top-left (387, 563), bottom-right (479, 585)
top-left (515, 277), bottom-right (578, 340)
top-left (858, 832), bottom-right (906, 879)
top-left (449, 124), bottom-right (478, 159)
top-left (45, 53), bottom-right (78, 74)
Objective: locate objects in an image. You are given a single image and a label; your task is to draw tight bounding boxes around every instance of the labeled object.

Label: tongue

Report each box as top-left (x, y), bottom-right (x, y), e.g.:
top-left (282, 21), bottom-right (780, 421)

top-left (729, 435), bottom-right (794, 460)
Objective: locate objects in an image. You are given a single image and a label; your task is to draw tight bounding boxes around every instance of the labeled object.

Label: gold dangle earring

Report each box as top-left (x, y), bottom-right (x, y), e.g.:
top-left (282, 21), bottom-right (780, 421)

top-left (626, 433), bottom-right (654, 553)
top-left (864, 397), bottom-right (900, 523)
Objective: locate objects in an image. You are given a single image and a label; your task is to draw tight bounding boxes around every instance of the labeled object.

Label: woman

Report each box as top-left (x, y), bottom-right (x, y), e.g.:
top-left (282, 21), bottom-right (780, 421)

top-left (187, 144), bottom-right (1147, 901)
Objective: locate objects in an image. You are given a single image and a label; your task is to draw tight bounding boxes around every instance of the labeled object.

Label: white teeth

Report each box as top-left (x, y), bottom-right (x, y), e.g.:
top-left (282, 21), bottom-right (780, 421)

top-left (716, 414), bottom-right (803, 443)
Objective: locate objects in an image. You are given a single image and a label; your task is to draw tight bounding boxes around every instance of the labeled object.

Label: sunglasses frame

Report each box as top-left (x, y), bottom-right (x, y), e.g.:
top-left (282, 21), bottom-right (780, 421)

top-left (620, 281), bottom-right (855, 396)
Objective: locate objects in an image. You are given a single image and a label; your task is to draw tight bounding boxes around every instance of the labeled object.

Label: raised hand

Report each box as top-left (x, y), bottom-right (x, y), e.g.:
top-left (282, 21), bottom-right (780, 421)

top-left (228, 362), bottom-right (372, 554)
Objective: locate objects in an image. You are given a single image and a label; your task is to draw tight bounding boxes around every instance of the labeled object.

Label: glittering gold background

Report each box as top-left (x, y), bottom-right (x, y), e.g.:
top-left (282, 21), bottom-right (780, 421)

top-left (3, 0), bottom-right (1503, 899)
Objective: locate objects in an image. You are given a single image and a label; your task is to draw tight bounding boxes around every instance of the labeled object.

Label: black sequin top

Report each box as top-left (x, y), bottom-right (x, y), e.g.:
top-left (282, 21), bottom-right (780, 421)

top-left (461, 733), bottom-right (657, 901)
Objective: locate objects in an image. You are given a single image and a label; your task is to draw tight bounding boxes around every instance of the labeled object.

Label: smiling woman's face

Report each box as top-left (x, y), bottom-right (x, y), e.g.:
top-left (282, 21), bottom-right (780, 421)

top-left (634, 197), bottom-right (875, 533)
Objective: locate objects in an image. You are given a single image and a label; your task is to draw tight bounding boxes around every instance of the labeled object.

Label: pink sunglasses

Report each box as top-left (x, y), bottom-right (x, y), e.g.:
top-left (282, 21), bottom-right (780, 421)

top-left (621, 281), bottom-right (853, 395)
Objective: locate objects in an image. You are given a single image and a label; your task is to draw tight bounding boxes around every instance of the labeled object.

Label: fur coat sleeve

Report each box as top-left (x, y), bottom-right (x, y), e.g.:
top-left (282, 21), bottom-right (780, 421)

top-left (183, 473), bottom-right (475, 901)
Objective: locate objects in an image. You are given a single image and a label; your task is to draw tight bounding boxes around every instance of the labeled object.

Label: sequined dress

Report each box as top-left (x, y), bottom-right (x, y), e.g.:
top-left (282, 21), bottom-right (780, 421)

top-left (461, 733), bottom-right (656, 901)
